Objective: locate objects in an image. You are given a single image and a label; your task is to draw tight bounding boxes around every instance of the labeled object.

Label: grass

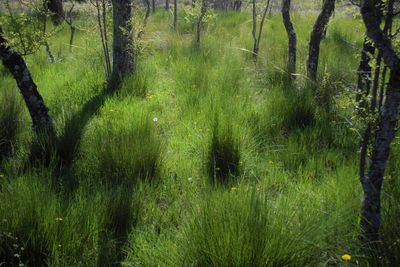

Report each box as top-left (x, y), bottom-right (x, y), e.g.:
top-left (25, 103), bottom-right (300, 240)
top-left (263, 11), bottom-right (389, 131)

top-left (0, 4), bottom-right (399, 267)
top-left (0, 88), bottom-right (23, 162)
top-left (75, 98), bottom-right (162, 187)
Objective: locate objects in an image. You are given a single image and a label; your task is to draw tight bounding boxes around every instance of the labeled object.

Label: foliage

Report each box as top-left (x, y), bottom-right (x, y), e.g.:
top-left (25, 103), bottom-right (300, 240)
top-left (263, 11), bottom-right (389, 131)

top-left (0, 0), bottom-right (55, 56)
top-left (182, 2), bottom-right (216, 31)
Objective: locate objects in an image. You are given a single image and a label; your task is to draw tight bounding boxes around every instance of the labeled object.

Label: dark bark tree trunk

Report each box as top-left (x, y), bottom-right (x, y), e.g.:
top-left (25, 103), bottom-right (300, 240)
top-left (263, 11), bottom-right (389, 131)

top-left (47, 0), bottom-right (64, 25)
top-left (0, 27), bottom-right (54, 133)
top-left (110, 0), bottom-right (134, 89)
top-left (195, 0), bottom-right (207, 48)
top-left (252, 0), bottom-right (271, 61)
top-left (306, 0), bottom-right (335, 81)
top-left (173, 0), bottom-right (178, 29)
top-left (144, 0), bottom-right (151, 25)
top-left (358, 1), bottom-right (391, 183)
top-left (166, 0), bottom-right (170, 11)
top-left (356, 38), bottom-right (375, 107)
top-left (281, 0), bottom-right (296, 77)
top-left (360, 0), bottom-right (400, 243)
top-left (152, 0), bottom-right (156, 13)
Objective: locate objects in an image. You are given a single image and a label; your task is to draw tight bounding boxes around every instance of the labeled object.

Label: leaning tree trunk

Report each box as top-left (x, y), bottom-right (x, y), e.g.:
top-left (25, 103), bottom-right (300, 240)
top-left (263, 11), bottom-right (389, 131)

top-left (0, 27), bottom-right (54, 133)
top-left (110, 0), bottom-right (134, 89)
top-left (360, 0), bottom-right (400, 243)
top-left (281, 0), bottom-right (296, 77)
top-left (47, 0), bottom-right (64, 25)
top-left (306, 0), bottom-right (335, 81)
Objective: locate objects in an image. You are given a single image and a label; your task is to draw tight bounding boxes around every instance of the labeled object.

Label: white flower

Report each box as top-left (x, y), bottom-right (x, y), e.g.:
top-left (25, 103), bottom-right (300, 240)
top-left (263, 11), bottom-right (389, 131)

top-left (188, 177), bottom-right (193, 182)
top-left (153, 117), bottom-right (158, 123)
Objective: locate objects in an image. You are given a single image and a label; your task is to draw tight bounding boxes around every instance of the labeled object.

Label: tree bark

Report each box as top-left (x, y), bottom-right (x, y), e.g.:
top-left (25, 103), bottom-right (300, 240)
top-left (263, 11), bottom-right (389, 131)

top-left (356, 38), bottom-right (375, 106)
top-left (360, 0), bottom-right (400, 243)
top-left (281, 0), bottom-right (296, 77)
top-left (0, 27), bottom-right (54, 133)
top-left (358, 0), bottom-right (392, 183)
top-left (252, 0), bottom-right (271, 61)
top-left (152, 0), bottom-right (156, 12)
top-left (173, 0), bottom-right (178, 29)
top-left (144, 0), bottom-right (151, 25)
top-left (306, 0), bottom-right (335, 81)
top-left (166, 0), bottom-right (170, 10)
top-left (195, 0), bottom-right (207, 48)
top-left (47, 0), bottom-right (64, 25)
top-left (110, 0), bottom-right (134, 89)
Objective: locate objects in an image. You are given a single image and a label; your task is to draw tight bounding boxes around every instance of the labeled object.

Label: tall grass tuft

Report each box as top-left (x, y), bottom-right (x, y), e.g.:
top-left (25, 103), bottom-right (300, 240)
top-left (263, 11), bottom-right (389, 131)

top-left (182, 174), bottom-right (360, 266)
top-left (28, 130), bottom-right (59, 168)
top-left (0, 175), bottom-right (59, 266)
top-left (255, 87), bottom-right (316, 140)
top-left (76, 99), bottom-right (162, 187)
top-left (374, 177), bottom-right (400, 265)
top-left (208, 113), bottom-right (240, 185)
top-left (0, 88), bottom-right (23, 162)
top-left (119, 71), bottom-right (149, 98)
top-left (97, 185), bottom-right (138, 266)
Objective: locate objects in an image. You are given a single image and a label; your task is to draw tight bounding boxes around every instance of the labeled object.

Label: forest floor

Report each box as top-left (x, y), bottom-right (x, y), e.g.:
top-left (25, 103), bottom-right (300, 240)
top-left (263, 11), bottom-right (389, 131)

top-left (0, 4), bottom-right (400, 266)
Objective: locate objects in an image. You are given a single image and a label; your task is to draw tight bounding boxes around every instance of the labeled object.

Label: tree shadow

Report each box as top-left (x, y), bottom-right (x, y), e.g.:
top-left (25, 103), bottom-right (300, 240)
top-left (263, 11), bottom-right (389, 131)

top-left (57, 92), bottom-right (110, 167)
top-left (28, 88), bottom-right (113, 193)
top-left (97, 183), bottom-right (138, 267)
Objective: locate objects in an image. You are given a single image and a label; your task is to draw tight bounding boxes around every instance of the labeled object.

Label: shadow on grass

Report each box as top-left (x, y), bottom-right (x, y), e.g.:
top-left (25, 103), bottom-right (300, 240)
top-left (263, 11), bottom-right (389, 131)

top-left (28, 88), bottom-right (113, 192)
top-left (97, 183), bottom-right (138, 267)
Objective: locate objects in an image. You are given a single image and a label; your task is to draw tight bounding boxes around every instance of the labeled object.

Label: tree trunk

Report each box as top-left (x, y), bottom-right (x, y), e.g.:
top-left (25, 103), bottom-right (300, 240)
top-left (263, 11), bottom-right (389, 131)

top-left (0, 27), bottom-right (54, 133)
top-left (173, 0), bottom-right (178, 29)
top-left (152, 0), bottom-right (156, 13)
top-left (281, 0), bottom-right (296, 77)
top-left (166, 0), bottom-right (170, 11)
top-left (252, 0), bottom-right (257, 59)
top-left (360, 70), bottom-right (400, 242)
top-left (358, 0), bottom-right (393, 183)
top-left (110, 0), bottom-right (134, 89)
top-left (47, 0), bottom-right (64, 25)
top-left (356, 38), bottom-right (375, 107)
top-left (252, 0), bottom-right (271, 61)
top-left (306, 0), bottom-right (335, 81)
top-left (195, 0), bottom-right (207, 48)
top-left (144, 0), bottom-right (151, 25)
top-left (360, 0), bottom-right (400, 243)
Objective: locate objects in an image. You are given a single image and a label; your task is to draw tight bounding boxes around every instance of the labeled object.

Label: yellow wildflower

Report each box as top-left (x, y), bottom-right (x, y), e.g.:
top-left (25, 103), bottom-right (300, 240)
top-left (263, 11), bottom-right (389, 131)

top-left (55, 217), bottom-right (63, 222)
top-left (341, 254), bottom-right (351, 262)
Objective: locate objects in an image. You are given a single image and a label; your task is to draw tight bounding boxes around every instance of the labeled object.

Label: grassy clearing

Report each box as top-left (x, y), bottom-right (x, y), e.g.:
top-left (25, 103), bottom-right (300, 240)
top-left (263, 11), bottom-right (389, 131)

top-left (0, 5), bottom-right (399, 267)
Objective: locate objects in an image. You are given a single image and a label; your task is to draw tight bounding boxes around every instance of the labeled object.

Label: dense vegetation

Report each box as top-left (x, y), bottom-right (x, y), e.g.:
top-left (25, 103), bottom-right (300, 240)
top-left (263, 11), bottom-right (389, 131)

top-left (0, 1), bottom-right (400, 266)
